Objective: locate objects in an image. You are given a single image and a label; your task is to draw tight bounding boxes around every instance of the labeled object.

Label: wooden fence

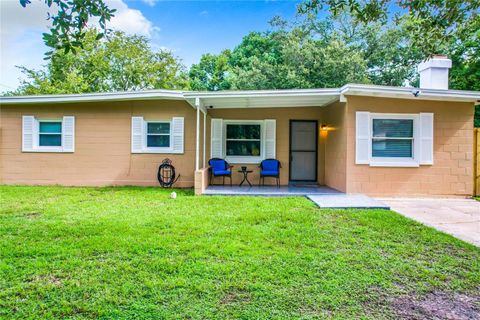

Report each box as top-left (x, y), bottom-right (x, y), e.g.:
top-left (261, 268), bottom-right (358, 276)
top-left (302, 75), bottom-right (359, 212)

top-left (474, 128), bottom-right (480, 196)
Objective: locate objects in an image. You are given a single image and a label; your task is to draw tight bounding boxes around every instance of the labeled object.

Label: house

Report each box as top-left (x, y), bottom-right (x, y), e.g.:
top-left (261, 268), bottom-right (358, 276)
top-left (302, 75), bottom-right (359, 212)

top-left (1, 56), bottom-right (479, 196)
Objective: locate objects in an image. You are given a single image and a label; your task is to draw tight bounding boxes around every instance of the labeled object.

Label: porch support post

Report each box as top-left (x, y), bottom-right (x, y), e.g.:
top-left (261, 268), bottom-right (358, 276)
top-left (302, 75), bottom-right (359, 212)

top-left (195, 98), bottom-right (201, 171)
top-left (203, 111), bottom-right (206, 168)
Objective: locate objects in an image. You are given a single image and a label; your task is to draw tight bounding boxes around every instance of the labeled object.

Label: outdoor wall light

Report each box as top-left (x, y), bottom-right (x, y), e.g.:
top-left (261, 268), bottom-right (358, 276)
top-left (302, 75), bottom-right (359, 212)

top-left (321, 124), bottom-right (329, 131)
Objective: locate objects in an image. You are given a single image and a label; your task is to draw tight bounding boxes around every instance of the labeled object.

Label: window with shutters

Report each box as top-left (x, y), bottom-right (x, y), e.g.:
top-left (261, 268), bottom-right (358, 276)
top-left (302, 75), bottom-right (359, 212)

top-left (213, 119), bottom-right (275, 164)
top-left (131, 117), bottom-right (184, 154)
top-left (355, 112), bottom-right (433, 167)
top-left (22, 116), bottom-right (75, 153)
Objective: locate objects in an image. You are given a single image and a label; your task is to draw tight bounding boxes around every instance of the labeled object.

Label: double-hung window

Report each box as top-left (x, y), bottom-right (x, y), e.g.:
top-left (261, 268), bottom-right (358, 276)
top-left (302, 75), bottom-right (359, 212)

top-left (225, 123), bottom-right (262, 157)
top-left (146, 122), bottom-right (171, 148)
top-left (371, 118), bottom-right (414, 158)
top-left (39, 121), bottom-right (62, 147)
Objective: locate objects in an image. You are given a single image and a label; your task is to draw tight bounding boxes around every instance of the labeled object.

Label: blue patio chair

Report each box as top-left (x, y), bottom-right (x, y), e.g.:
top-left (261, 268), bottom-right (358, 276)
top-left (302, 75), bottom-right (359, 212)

top-left (208, 158), bottom-right (233, 186)
top-left (259, 159), bottom-right (281, 187)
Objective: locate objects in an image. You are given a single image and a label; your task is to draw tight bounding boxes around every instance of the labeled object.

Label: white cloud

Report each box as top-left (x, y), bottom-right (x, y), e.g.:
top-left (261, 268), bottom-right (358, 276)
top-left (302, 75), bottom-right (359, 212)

top-left (140, 0), bottom-right (160, 6)
top-left (0, 0), bottom-right (159, 93)
top-left (104, 0), bottom-right (159, 37)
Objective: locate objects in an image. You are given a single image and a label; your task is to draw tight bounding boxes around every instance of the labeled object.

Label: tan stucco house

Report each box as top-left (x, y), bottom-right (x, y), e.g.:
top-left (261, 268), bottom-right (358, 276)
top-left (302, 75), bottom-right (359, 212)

top-left (1, 56), bottom-right (479, 196)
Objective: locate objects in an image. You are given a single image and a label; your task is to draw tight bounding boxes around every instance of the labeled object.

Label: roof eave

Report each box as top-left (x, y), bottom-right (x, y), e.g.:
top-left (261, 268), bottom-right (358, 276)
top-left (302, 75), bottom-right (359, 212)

top-left (0, 90), bottom-right (185, 105)
top-left (341, 84), bottom-right (480, 104)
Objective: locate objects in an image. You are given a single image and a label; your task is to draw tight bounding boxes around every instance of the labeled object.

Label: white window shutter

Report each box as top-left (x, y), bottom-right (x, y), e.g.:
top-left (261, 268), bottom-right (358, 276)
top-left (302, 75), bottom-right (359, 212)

top-left (211, 118), bottom-right (223, 158)
top-left (131, 117), bottom-right (144, 153)
top-left (62, 116), bottom-right (75, 152)
top-left (22, 115), bottom-right (35, 152)
top-left (171, 117), bottom-right (184, 154)
top-left (264, 119), bottom-right (276, 159)
top-left (419, 113), bottom-right (434, 165)
top-left (355, 112), bottom-right (370, 164)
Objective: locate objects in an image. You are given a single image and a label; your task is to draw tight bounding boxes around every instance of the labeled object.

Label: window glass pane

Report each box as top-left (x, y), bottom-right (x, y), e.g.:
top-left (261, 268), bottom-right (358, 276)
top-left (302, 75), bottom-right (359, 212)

top-left (372, 139), bottom-right (412, 158)
top-left (226, 124), bottom-right (260, 139)
top-left (39, 134), bottom-right (62, 146)
top-left (147, 135), bottom-right (170, 147)
top-left (226, 141), bottom-right (261, 156)
top-left (147, 122), bottom-right (170, 134)
top-left (39, 122), bottom-right (62, 133)
top-left (373, 119), bottom-right (413, 138)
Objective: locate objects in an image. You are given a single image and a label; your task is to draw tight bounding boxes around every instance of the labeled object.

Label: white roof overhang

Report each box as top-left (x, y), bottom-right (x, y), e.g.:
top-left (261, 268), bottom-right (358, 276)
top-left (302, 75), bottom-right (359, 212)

top-left (1, 84), bottom-right (478, 107)
top-left (0, 89), bottom-right (185, 105)
top-left (341, 84), bottom-right (480, 105)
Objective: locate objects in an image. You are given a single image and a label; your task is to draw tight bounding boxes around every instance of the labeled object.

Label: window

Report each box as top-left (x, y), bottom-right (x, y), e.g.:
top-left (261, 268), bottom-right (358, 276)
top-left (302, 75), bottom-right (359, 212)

top-left (131, 117), bottom-right (184, 154)
top-left (225, 123), bottom-right (261, 157)
top-left (146, 122), bottom-right (170, 148)
top-left (211, 119), bottom-right (276, 164)
top-left (22, 116), bottom-right (75, 153)
top-left (355, 112), bottom-right (434, 167)
top-left (372, 119), bottom-right (413, 158)
top-left (39, 121), bottom-right (62, 147)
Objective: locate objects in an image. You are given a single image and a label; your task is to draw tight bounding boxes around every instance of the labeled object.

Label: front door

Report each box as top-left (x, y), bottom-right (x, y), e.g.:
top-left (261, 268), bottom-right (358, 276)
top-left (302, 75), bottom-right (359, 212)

top-left (289, 120), bottom-right (318, 182)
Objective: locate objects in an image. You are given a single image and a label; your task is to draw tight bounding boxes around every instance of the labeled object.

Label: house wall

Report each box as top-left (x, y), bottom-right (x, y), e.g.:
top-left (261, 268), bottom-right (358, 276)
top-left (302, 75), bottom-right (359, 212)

top-left (207, 107), bottom-right (326, 186)
top-left (0, 100), bottom-right (197, 187)
top-left (323, 101), bottom-right (348, 192)
top-left (345, 96), bottom-right (475, 196)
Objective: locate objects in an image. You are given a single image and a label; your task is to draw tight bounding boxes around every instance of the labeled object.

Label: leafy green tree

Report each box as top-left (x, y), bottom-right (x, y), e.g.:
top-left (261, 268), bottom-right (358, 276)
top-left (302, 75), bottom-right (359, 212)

top-left (19, 0), bottom-right (115, 56)
top-left (298, 0), bottom-right (480, 56)
top-left (189, 52), bottom-right (232, 91)
top-left (11, 30), bottom-right (188, 95)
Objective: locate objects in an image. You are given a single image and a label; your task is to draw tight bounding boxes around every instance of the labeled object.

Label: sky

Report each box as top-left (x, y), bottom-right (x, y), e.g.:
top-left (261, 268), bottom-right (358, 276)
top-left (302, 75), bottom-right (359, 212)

top-left (0, 0), bottom-right (302, 93)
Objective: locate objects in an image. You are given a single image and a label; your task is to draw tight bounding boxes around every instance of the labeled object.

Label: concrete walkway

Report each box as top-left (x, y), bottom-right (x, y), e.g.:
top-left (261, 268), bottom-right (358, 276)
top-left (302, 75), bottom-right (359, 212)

top-left (380, 198), bottom-right (480, 246)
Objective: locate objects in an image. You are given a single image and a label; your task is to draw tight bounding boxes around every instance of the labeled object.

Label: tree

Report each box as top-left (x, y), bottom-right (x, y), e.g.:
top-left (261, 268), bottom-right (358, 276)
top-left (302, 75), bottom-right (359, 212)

top-left (19, 0), bottom-right (115, 56)
top-left (228, 31), bottom-right (369, 89)
top-left (298, 1), bottom-right (480, 56)
top-left (11, 30), bottom-right (188, 95)
top-left (189, 52), bottom-right (232, 91)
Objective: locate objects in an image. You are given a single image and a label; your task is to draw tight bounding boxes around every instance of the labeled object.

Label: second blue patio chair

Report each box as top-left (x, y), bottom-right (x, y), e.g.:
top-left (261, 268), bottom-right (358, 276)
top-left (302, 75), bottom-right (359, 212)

top-left (208, 158), bottom-right (233, 186)
top-left (259, 159), bottom-right (281, 187)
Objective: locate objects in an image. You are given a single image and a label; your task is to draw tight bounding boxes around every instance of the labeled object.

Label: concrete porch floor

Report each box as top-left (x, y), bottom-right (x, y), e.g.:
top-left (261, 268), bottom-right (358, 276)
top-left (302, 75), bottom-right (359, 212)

top-left (203, 184), bottom-right (341, 196)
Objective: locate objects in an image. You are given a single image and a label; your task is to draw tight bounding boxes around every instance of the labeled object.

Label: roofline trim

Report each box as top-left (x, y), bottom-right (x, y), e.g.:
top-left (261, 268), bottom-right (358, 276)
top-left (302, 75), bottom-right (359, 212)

top-left (1, 84), bottom-right (478, 105)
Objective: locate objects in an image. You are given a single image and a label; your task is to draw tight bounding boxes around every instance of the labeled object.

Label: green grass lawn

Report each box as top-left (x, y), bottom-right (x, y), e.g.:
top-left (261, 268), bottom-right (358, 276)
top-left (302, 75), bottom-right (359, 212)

top-left (1, 186), bottom-right (479, 319)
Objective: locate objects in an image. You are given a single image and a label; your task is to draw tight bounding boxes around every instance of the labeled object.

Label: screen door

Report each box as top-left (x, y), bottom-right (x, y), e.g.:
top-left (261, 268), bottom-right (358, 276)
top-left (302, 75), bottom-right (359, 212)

top-left (289, 120), bottom-right (317, 181)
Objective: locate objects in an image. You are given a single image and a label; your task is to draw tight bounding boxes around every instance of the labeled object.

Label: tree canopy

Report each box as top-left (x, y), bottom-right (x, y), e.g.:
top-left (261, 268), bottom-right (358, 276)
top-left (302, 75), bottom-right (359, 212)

top-left (11, 30), bottom-right (188, 95)
top-left (20, 0), bottom-right (115, 56)
top-left (298, 0), bottom-right (480, 56)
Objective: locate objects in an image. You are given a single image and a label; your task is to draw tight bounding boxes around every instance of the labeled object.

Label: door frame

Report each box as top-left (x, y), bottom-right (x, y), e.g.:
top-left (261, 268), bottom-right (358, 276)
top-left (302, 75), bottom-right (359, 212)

top-left (289, 120), bottom-right (318, 182)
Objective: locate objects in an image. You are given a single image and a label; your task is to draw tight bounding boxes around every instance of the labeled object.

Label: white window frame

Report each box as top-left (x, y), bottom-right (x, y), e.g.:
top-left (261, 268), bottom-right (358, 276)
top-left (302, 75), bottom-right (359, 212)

top-left (369, 113), bottom-right (420, 167)
top-left (223, 120), bottom-right (264, 164)
top-left (36, 119), bottom-right (64, 152)
top-left (143, 120), bottom-right (172, 153)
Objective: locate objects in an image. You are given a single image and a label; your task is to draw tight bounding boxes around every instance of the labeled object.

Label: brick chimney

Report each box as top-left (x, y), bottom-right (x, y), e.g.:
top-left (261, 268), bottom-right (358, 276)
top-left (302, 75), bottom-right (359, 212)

top-left (418, 55), bottom-right (452, 90)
